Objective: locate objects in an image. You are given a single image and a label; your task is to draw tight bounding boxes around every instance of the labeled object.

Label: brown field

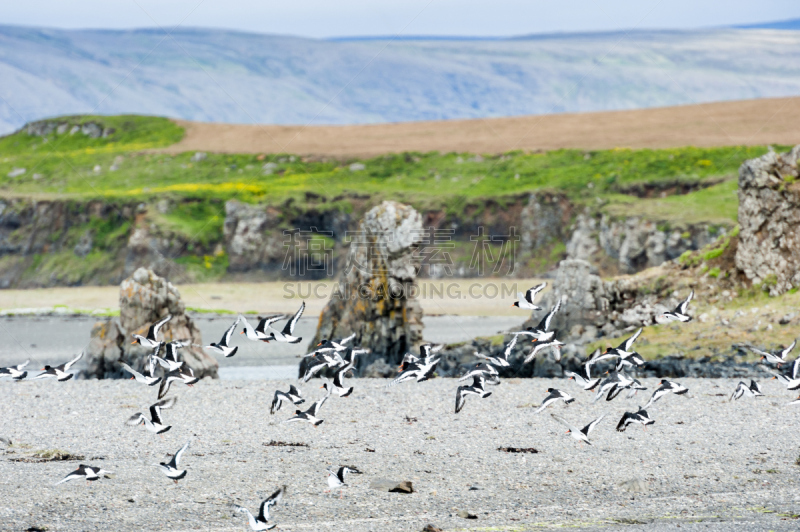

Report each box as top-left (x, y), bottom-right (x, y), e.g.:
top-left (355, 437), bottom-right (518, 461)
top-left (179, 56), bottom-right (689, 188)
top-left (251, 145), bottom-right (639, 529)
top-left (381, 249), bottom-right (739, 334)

top-left (162, 97), bottom-right (800, 157)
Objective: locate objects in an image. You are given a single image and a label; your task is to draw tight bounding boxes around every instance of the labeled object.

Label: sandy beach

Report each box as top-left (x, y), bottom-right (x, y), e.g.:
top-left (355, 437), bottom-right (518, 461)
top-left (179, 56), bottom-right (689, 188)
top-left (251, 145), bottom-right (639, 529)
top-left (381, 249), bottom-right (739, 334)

top-left (1, 377), bottom-right (799, 531)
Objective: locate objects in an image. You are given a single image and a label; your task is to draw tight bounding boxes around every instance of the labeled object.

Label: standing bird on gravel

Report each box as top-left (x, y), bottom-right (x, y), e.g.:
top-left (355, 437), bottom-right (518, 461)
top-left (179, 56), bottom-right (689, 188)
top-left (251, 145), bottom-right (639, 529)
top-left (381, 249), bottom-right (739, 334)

top-left (157, 440), bottom-right (191, 484)
top-left (53, 464), bottom-right (112, 486)
top-left (0, 359), bottom-right (29, 380)
top-left (233, 485), bottom-right (286, 531)
top-left (512, 282), bottom-right (547, 310)
top-left (730, 380), bottom-right (763, 401)
top-left (131, 314), bottom-right (171, 348)
top-left (204, 317), bottom-right (241, 357)
top-left (657, 290), bottom-right (694, 323)
top-left (326, 466), bottom-right (361, 498)
top-left (270, 385), bottom-right (304, 414)
top-left (34, 352), bottom-right (83, 382)
top-left (551, 413), bottom-right (606, 445)
top-left (616, 408), bottom-right (655, 432)
top-left (643, 379), bottom-right (689, 409)
top-left (746, 340), bottom-right (797, 368)
top-left (125, 396), bottom-right (178, 435)
top-left (267, 302), bottom-right (305, 344)
top-left (533, 388), bottom-right (574, 413)
top-left (455, 375), bottom-right (492, 413)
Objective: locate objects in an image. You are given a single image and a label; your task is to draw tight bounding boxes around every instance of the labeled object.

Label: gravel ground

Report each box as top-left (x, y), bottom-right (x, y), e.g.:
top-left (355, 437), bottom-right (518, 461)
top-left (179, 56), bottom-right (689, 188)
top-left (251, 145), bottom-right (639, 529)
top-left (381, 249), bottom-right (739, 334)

top-left (2, 377), bottom-right (800, 531)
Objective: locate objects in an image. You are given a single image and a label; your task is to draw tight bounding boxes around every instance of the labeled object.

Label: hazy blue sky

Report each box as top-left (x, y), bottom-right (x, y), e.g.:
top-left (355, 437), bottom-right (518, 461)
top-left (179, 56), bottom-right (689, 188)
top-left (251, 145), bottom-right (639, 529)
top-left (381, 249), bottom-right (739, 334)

top-left (5, 0), bottom-right (800, 38)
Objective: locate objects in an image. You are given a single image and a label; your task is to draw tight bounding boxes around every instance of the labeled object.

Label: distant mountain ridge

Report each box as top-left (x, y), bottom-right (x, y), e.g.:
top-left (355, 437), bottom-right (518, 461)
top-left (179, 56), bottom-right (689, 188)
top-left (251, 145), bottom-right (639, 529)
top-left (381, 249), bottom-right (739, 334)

top-left (1, 24), bottom-right (800, 135)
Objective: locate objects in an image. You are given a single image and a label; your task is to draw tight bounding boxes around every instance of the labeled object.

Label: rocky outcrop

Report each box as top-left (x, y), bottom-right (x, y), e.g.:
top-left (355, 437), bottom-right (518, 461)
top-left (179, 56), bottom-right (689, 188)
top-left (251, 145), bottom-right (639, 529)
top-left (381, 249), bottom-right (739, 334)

top-left (83, 268), bottom-right (218, 379)
top-left (309, 201), bottom-right (424, 374)
top-left (736, 145), bottom-right (800, 295)
top-left (24, 119), bottom-right (115, 139)
top-left (523, 259), bottom-right (689, 355)
top-left (567, 213), bottom-right (723, 274)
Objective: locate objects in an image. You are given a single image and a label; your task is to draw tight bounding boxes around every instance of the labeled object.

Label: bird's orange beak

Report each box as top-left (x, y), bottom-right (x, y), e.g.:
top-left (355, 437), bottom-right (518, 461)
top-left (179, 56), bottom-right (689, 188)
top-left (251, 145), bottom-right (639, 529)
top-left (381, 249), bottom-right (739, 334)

top-left (131, 340), bottom-right (136, 344)
top-left (317, 342), bottom-right (323, 346)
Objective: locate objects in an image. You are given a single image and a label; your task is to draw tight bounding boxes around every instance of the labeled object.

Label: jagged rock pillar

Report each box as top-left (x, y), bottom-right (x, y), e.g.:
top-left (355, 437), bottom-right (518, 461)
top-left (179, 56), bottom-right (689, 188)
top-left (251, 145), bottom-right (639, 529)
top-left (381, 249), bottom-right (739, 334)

top-left (735, 145), bottom-right (800, 295)
top-left (309, 201), bottom-right (424, 376)
top-left (83, 267), bottom-right (218, 379)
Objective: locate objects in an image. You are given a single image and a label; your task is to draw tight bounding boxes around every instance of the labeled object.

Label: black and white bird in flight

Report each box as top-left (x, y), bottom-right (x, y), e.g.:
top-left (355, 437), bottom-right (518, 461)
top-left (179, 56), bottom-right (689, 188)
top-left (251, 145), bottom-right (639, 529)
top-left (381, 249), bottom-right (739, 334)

top-left (512, 283), bottom-right (547, 310)
top-left (131, 314), bottom-right (171, 348)
top-left (126, 396), bottom-right (178, 435)
top-left (267, 302), bottom-right (305, 343)
top-left (34, 352), bottom-right (83, 381)
top-left (0, 359), bottom-right (29, 380)
top-left (746, 340), bottom-right (797, 368)
top-left (157, 440), bottom-right (191, 483)
top-left (233, 485), bottom-right (286, 531)
top-left (533, 388), bottom-right (575, 414)
top-left (154, 341), bottom-right (186, 372)
top-left (514, 298), bottom-right (562, 343)
top-left (391, 350), bottom-right (441, 385)
top-left (158, 365), bottom-right (199, 399)
top-left (643, 379), bottom-right (689, 409)
top-left (455, 375), bottom-right (492, 413)
top-left (317, 333), bottom-right (357, 352)
top-left (53, 464), bottom-right (112, 485)
top-left (589, 328), bottom-right (645, 371)
top-left (270, 385), bottom-right (305, 414)
top-left (326, 466), bottom-right (361, 497)
top-left (565, 360), bottom-right (601, 391)
top-left (285, 386), bottom-right (331, 426)
top-left (616, 408), bottom-right (655, 432)
top-left (551, 413), bottom-right (606, 445)
top-left (322, 371), bottom-right (354, 397)
top-left (120, 360), bottom-right (161, 386)
top-left (475, 335), bottom-right (516, 367)
top-left (524, 338), bottom-right (565, 364)
top-left (730, 380), bottom-right (763, 400)
top-left (205, 317), bottom-right (241, 357)
top-left (657, 290), bottom-right (694, 323)
top-left (240, 315), bottom-right (281, 342)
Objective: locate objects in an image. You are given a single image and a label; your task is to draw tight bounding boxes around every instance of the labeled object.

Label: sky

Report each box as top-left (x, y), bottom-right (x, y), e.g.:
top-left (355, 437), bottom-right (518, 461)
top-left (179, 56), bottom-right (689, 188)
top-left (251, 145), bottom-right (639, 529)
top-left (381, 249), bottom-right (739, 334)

top-left (3, 0), bottom-right (800, 38)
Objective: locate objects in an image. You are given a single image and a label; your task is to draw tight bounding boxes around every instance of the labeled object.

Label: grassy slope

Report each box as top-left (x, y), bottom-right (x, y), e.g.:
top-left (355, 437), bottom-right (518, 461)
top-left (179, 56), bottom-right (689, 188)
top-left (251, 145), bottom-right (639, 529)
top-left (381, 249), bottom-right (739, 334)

top-left (0, 116), bottom-right (779, 215)
top-left (0, 114), bottom-right (785, 286)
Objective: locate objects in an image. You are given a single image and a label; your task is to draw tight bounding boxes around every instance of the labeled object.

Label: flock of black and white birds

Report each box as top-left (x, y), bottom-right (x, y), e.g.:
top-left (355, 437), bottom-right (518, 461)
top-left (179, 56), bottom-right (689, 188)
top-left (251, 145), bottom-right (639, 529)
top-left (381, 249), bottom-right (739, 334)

top-left (3, 283), bottom-right (800, 529)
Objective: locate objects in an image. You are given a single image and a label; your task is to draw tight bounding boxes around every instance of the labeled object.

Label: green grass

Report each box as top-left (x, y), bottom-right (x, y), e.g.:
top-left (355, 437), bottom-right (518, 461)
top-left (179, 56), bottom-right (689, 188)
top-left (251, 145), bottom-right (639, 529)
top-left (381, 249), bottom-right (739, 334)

top-left (0, 117), bottom-right (782, 215)
top-left (603, 178), bottom-right (740, 225)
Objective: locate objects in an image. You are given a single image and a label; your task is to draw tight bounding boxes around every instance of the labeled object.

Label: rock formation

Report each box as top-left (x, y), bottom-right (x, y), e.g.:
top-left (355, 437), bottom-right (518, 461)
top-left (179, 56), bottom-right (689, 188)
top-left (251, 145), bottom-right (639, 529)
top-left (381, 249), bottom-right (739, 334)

top-left (309, 201), bottom-right (424, 375)
top-left (736, 145), bottom-right (800, 295)
top-left (83, 268), bottom-right (218, 379)
top-left (525, 259), bottom-right (688, 352)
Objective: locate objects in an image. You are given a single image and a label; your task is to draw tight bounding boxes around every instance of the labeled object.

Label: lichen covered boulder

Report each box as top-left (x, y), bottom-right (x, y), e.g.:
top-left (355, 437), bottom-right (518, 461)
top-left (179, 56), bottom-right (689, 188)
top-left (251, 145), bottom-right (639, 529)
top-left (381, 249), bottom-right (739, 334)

top-left (83, 267), bottom-right (218, 379)
top-left (309, 201), bottom-right (424, 374)
top-left (736, 145), bottom-right (800, 295)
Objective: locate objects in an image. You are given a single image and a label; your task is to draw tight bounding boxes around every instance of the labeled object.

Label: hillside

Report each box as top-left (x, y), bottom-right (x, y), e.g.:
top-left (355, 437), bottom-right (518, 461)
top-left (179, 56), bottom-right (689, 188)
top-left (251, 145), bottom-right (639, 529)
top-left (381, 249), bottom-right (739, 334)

top-left (0, 114), bottom-right (787, 288)
top-left (165, 97), bottom-right (800, 157)
top-left (3, 25), bottom-right (800, 135)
